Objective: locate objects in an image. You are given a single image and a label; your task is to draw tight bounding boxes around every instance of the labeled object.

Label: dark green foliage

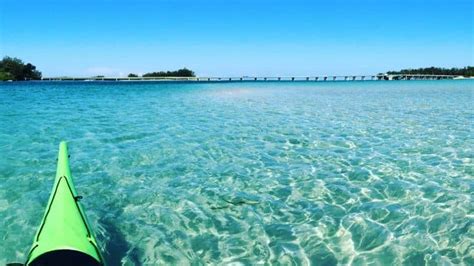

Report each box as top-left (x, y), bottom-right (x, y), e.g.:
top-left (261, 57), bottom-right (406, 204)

top-left (387, 66), bottom-right (473, 76)
top-left (0, 56), bottom-right (42, 81)
top-left (127, 73), bottom-right (139, 77)
top-left (142, 68), bottom-right (195, 77)
top-left (0, 71), bottom-right (13, 81)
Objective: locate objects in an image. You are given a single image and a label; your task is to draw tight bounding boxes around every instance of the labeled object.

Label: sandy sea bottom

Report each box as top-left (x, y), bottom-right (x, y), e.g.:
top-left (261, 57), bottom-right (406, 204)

top-left (0, 80), bottom-right (473, 265)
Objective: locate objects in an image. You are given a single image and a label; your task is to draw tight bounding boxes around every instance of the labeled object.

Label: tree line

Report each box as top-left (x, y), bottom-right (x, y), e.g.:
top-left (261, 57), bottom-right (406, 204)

top-left (128, 68), bottom-right (195, 78)
top-left (0, 56), bottom-right (42, 81)
top-left (0, 56), bottom-right (195, 81)
top-left (386, 66), bottom-right (473, 76)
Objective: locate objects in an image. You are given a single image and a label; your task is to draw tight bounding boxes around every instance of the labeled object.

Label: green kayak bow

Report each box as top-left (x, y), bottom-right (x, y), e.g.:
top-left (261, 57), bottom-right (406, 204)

top-left (26, 141), bottom-right (104, 265)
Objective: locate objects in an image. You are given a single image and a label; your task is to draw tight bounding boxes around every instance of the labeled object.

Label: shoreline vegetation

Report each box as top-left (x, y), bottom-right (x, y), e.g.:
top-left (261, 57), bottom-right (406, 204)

top-left (1, 56), bottom-right (473, 82)
top-left (385, 67), bottom-right (474, 77)
top-left (131, 68), bottom-right (195, 78)
top-left (0, 56), bottom-right (42, 81)
top-left (0, 56), bottom-right (196, 81)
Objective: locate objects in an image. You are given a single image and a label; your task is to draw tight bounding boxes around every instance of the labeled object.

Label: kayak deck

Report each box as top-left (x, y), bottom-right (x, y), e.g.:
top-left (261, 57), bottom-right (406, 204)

top-left (26, 141), bottom-right (103, 265)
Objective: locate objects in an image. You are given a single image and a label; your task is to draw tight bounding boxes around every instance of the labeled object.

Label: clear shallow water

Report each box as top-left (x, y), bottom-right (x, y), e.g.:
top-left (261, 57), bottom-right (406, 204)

top-left (0, 80), bottom-right (473, 265)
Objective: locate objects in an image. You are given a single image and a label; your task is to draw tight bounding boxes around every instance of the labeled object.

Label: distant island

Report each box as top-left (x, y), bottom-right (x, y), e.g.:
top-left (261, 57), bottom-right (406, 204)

top-left (385, 66), bottom-right (473, 77)
top-left (129, 68), bottom-right (195, 78)
top-left (0, 56), bottom-right (42, 81)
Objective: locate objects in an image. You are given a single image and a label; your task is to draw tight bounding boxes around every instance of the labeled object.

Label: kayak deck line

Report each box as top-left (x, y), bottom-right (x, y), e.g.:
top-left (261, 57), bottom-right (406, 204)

top-left (25, 142), bottom-right (104, 265)
top-left (33, 176), bottom-right (92, 241)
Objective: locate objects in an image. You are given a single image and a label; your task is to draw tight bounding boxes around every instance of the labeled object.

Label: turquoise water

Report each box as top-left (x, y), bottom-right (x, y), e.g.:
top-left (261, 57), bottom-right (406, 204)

top-left (0, 80), bottom-right (473, 265)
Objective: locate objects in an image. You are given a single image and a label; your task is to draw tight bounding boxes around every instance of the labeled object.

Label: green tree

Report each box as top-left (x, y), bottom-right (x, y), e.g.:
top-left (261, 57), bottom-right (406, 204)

top-left (128, 73), bottom-right (139, 77)
top-left (0, 56), bottom-right (42, 81)
top-left (387, 66), bottom-right (473, 77)
top-left (142, 68), bottom-right (195, 77)
top-left (0, 71), bottom-right (13, 81)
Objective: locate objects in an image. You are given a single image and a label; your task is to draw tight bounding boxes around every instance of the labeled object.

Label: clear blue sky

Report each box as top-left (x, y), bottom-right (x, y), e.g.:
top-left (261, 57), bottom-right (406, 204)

top-left (0, 0), bottom-right (472, 77)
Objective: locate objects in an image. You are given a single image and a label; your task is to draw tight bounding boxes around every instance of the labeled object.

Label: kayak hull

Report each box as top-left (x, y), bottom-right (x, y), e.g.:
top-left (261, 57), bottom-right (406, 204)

top-left (26, 141), bottom-right (103, 265)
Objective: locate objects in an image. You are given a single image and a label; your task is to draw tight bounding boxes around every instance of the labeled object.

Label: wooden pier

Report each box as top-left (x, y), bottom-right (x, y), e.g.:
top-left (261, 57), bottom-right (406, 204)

top-left (40, 74), bottom-right (462, 82)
